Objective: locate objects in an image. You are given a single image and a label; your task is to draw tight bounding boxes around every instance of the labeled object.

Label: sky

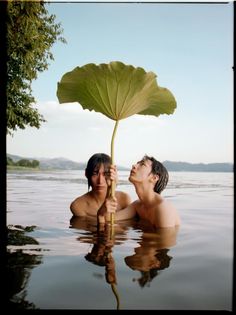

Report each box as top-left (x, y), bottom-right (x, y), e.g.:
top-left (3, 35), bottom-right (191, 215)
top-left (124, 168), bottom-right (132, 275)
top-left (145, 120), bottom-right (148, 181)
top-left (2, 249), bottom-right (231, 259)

top-left (6, 1), bottom-right (234, 168)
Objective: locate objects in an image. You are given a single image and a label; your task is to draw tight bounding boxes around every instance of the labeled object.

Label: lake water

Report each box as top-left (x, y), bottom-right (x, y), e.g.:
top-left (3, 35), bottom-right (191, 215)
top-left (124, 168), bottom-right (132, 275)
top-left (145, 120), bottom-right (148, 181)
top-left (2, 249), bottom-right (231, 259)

top-left (7, 170), bottom-right (234, 310)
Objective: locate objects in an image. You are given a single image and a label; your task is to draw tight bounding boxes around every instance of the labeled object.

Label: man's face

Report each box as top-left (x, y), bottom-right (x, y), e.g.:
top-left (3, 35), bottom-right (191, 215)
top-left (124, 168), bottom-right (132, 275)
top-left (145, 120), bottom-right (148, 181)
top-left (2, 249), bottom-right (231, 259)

top-left (129, 158), bottom-right (153, 183)
top-left (90, 164), bottom-right (109, 192)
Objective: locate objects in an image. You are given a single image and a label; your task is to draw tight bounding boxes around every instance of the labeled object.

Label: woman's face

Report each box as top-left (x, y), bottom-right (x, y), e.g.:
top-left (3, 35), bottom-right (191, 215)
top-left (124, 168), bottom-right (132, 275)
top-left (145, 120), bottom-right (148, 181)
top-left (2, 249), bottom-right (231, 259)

top-left (90, 163), bottom-right (109, 193)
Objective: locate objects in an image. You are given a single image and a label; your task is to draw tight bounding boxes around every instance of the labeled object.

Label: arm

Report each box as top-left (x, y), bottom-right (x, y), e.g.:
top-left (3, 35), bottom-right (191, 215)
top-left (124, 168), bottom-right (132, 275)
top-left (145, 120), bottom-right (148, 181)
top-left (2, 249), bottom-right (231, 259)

top-left (97, 165), bottom-right (134, 224)
top-left (112, 202), bottom-right (137, 221)
top-left (107, 165), bottom-right (132, 209)
top-left (115, 191), bottom-right (132, 210)
top-left (97, 196), bottom-right (137, 224)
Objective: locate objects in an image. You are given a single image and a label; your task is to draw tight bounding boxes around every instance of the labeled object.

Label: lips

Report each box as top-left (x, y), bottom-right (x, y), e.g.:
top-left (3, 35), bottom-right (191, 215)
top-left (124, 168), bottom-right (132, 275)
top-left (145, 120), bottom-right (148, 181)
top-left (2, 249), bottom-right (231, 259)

top-left (95, 185), bottom-right (106, 190)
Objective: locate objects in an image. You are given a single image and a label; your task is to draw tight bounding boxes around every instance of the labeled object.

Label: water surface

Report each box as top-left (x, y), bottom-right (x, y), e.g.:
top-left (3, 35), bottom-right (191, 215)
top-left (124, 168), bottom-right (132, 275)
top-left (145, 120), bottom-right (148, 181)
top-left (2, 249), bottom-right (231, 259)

top-left (7, 170), bottom-right (233, 310)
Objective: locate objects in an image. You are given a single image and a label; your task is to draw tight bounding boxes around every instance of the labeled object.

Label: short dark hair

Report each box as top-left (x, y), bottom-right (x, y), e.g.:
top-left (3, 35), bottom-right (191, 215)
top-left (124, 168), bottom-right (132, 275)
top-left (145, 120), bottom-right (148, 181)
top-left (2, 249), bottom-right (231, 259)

top-left (85, 153), bottom-right (111, 190)
top-left (143, 155), bottom-right (169, 194)
top-left (127, 249), bottom-right (172, 288)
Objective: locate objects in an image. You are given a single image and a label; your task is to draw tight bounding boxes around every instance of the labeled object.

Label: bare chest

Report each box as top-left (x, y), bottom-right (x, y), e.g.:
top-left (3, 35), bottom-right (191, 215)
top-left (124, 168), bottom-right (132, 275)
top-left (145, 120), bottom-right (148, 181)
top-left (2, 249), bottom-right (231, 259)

top-left (136, 203), bottom-right (156, 224)
top-left (84, 199), bottom-right (103, 217)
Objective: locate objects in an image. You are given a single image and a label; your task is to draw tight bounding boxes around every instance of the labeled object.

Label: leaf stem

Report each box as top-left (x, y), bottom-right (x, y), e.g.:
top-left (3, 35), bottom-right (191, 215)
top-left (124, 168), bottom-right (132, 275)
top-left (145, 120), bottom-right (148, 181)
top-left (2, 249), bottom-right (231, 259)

top-left (111, 120), bottom-right (119, 169)
top-left (110, 120), bottom-right (119, 225)
top-left (111, 283), bottom-right (120, 310)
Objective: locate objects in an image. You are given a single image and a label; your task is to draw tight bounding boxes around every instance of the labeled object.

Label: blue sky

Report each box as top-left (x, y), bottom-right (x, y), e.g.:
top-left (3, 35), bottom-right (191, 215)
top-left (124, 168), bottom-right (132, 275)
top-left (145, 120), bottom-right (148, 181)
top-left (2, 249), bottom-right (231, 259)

top-left (7, 1), bottom-right (233, 167)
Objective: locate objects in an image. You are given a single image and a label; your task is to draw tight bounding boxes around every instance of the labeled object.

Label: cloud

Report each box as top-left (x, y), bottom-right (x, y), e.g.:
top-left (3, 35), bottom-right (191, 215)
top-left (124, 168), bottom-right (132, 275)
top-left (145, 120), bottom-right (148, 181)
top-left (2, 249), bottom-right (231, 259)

top-left (33, 100), bottom-right (111, 131)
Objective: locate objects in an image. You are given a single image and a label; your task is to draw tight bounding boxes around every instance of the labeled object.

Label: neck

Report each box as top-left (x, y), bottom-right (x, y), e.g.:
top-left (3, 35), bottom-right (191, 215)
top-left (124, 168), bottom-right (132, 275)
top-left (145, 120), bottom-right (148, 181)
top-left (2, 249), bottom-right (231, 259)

top-left (90, 189), bottom-right (107, 204)
top-left (134, 183), bottom-right (156, 206)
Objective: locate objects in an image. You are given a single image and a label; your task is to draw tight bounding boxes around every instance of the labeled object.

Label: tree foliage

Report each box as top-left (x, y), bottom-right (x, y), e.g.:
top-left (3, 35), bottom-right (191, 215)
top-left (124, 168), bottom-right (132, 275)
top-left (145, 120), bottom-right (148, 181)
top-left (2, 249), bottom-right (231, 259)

top-left (7, 157), bottom-right (40, 168)
top-left (6, 1), bottom-right (66, 134)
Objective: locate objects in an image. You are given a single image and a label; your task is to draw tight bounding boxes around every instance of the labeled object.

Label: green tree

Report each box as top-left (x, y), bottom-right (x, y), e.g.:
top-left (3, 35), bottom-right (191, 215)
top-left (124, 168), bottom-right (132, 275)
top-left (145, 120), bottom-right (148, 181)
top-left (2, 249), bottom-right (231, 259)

top-left (6, 1), bottom-right (66, 134)
top-left (31, 159), bottom-right (40, 168)
top-left (7, 156), bottom-right (14, 166)
top-left (16, 159), bottom-right (32, 167)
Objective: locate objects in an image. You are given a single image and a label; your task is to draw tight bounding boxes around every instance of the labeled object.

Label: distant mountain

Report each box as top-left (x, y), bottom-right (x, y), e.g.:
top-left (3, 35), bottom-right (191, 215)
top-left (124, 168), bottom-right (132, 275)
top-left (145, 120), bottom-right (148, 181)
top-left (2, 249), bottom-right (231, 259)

top-left (7, 153), bottom-right (129, 170)
top-left (7, 154), bottom-right (27, 162)
top-left (7, 154), bottom-right (233, 172)
top-left (38, 157), bottom-right (86, 170)
top-left (7, 154), bottom-right (86, 170)
top-left (163, 160), bottom-right (233, 173)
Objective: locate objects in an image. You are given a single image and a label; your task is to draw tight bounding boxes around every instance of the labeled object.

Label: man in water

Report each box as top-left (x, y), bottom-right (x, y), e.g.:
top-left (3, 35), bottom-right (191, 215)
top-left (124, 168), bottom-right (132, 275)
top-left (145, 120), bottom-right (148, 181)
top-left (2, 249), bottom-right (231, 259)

top-left (70, 153), bottom-right (131, 217)
top-left (97, 155), bottom-right (181, 228)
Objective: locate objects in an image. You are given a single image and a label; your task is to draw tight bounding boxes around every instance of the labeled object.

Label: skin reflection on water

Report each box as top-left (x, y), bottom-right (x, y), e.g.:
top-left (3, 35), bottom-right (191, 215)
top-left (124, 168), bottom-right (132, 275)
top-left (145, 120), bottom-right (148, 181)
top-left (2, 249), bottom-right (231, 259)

top-left (70, 217), bottom-right (179, 307)
top-left (125, 222), bottom-right (179, 288)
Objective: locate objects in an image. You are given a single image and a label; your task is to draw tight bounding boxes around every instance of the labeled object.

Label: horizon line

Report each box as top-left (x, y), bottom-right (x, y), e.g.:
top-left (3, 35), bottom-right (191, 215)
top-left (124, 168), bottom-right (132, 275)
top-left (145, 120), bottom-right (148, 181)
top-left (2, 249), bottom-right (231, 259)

top-left (7, 152), bottom-right (234, 166)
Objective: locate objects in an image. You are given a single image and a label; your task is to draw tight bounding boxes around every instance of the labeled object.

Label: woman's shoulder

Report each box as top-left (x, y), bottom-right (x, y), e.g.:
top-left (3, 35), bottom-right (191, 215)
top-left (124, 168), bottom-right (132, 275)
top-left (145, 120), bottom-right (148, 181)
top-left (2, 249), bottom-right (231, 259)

top-left (115, 190), bottom-right (132, 208)
top-left (70, 193), bottom-right (90, 215)
top-left (115, 190), bottom-right (130, 198)
top-left (71, 192), bottom-right (89, 205)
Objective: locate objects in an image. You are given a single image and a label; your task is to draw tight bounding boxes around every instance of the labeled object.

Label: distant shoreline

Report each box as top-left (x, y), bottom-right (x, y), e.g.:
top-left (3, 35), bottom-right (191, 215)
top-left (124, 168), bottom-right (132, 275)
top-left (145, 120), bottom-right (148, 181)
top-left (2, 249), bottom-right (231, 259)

top-left (7, 165), bottom-right (40, 171)
top-left (7, 153), bottom-right (233, 173)
top-left (6, 166), bottom-right (233, 173)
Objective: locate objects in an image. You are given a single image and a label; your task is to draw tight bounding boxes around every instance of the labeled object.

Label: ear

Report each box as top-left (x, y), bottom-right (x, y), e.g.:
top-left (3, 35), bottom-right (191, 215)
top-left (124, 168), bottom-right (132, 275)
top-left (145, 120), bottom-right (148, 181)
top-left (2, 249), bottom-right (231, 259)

top-left (151, 174), bottom-right (159, 185)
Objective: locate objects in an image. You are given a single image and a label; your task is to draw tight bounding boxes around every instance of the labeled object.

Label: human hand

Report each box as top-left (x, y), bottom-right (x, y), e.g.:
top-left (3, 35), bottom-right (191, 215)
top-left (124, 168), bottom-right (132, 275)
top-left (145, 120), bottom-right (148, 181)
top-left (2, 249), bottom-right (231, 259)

top-left (106, 165), bottom-right (118, 186)
top-left (104, 196), bottom-right (117, 215)
top-left (97, 196), bottom-right (118, 224)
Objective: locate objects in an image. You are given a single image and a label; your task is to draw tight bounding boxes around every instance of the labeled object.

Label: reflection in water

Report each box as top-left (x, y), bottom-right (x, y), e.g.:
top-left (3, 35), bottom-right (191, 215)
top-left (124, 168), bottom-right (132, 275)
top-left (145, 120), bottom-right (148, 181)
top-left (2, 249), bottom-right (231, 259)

top-left (7, 225), bottom-right (43, 309)
top-left (70, 215), bottom-right (98, 233)
top-left (124, 223), bottom-right (179, 288)
top-left (70, 217), bottom-right (179, 305)
top-left (70, 216), bottom-right (132, 309)
top-left (85, 231), bottom-right (117, 284)
top-left (84, 226), bottom-right (120, 308)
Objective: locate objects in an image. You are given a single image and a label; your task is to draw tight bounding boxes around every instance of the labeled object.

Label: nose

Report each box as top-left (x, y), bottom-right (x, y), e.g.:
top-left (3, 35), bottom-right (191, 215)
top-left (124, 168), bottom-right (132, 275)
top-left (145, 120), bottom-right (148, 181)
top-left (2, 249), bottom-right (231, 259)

top-left (132, 164), bottom-right (136, 170)
top-left (98, 173), bottom-right (105, 183)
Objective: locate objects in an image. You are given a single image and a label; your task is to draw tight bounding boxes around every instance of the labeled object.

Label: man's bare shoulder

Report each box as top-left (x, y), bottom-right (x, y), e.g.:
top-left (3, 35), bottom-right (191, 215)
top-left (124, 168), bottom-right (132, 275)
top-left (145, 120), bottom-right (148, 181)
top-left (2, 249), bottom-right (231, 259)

top-left (156, 198), bottom-right (177, 212)
top-left (133, 199), bottom-right (142, 205)
top-left (70, 193), bottom-right (90, 216)
top-left (154, 197), bottom-right (180, 227)
top-left (130, 199), bottom-right (142, 210)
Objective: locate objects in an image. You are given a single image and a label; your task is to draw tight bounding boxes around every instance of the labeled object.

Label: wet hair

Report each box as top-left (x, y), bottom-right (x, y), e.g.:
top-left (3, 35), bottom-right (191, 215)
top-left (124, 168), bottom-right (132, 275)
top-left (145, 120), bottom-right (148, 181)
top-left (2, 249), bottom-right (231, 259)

top-left (85, 245), bottom-right (108, 266)
top-left (85, 153), bottom-right (111, 190)
top-left (142, 155), bottom-right (169, 194)
top-left (136, 249), bottom-right (172, 288)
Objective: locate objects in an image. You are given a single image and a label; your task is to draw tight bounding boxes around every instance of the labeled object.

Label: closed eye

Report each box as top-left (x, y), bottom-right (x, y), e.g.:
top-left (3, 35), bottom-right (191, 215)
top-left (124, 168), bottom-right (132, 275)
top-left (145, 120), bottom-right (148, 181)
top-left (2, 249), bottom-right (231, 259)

top-left (138, 160), bottom-right (147, 167)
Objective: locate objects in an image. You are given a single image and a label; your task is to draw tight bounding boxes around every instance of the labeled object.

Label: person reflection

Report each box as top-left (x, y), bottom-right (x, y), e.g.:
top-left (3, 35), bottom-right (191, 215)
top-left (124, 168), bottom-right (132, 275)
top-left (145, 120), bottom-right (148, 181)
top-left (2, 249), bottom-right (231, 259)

top-left (77, 223), bottom-right (124, 309)
top-left (70, 215), bottom-right (98, 233)
top-left (84, 225), bottom-right (117, 285)
top-left (72, 217), bottom-right (129, 285)
top-left (124, 224), bottom-right (179, 288)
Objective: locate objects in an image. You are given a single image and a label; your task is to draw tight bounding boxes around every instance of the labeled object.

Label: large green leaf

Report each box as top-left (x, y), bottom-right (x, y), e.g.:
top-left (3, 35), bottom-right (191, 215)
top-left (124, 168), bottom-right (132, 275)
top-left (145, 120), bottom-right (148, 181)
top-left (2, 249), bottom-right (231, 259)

top-left (57, 61), bottom-right (176, 120)
top-left (138, 86), bottom-right (176, 116)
